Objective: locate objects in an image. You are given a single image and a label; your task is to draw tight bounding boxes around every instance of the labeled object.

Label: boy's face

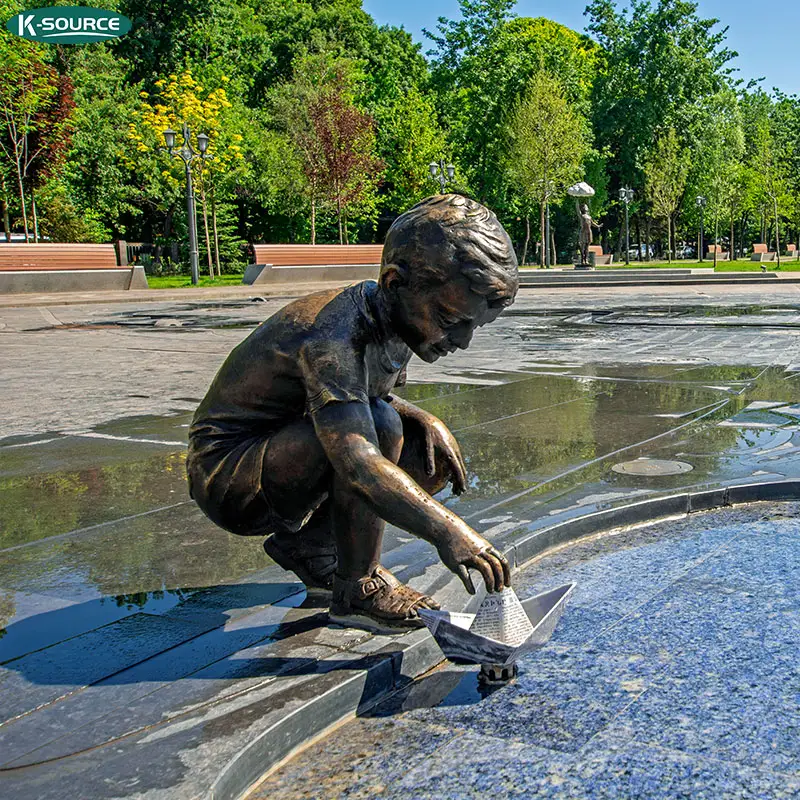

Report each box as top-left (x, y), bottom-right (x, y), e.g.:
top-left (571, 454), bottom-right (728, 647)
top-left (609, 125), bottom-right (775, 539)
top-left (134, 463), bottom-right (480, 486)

top-left (390, 272), bottom-right (503, 363)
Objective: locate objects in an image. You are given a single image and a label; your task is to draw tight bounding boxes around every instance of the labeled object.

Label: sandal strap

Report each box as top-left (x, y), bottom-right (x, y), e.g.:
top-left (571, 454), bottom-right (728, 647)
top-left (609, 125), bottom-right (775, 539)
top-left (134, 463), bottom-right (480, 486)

top-left (332, 566), bottom-right (402, 605)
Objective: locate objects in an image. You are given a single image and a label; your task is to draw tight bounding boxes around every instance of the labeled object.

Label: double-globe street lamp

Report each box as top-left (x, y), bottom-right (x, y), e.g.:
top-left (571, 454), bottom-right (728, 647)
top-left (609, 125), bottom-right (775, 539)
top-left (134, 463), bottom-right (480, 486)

top-left (163, 124), bottom-right (210, 285)
top-left (429, 159), bottom-right (455, 194)
top-left (619, 187), bottom-right (635, 265)
top-left (696, 195), bottom-right (707, 262)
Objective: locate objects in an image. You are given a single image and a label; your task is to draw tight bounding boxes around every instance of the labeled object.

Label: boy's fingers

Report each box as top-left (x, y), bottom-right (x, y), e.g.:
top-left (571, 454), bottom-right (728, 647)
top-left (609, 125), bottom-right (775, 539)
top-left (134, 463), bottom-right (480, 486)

top-left (469, 556), bottom-right (495, 594)
top-left (425, 431), bottom-right (436, 477)
top-left (490, 547), bottom-right (513, 587)
top-left (457, 565), bottom-right (476, 595)
top-left (483, 550), bottom-right (506, 592)
top-left (448, 450), bottom-right (467, 494)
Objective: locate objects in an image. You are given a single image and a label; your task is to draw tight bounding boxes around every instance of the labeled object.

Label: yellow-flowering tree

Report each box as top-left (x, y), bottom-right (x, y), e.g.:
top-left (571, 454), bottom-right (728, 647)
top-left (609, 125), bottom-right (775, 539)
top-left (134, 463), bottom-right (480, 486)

top-left (129, 70), bottom-right (244, 276)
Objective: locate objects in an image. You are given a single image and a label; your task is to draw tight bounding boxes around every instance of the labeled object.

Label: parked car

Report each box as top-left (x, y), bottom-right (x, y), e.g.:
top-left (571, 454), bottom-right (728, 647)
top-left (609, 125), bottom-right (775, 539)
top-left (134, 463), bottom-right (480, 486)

top-left (626, 245), bottom-right (655, 260)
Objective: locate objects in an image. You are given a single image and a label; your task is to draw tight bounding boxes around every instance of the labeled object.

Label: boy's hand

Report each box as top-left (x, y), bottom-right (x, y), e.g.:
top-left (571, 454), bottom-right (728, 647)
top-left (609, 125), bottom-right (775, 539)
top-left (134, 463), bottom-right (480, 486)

top-left (437, 527), bottom-right (512, 594)
top-left (419, 413), bottom-right (467, 495)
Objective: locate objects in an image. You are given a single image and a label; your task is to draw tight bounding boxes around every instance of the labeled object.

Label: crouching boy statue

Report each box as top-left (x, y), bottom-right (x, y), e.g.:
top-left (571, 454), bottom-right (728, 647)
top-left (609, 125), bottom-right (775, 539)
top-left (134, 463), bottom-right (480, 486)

top-left (187, 194), bottom-right (519, 634)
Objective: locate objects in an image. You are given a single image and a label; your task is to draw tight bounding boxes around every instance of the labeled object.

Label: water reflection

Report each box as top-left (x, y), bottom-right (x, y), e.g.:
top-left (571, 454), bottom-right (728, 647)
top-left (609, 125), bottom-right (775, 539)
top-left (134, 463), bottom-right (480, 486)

top-left (4, 363), bottom-right (800, 666)
top-left (0, 451), bottom-right (189, 548)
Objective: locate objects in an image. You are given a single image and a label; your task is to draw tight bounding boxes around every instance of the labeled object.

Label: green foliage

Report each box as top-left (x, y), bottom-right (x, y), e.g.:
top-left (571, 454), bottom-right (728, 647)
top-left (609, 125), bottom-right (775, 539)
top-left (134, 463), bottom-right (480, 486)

top-left (5, 0), bottom-right (800, 263)
top-left (36, 178), bottom-right (111, 242)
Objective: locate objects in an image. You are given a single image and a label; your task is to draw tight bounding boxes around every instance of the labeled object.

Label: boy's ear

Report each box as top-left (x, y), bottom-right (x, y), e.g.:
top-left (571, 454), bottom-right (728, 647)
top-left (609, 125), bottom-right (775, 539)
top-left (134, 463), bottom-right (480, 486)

top-left (379, 262), bottom-right (410, 293)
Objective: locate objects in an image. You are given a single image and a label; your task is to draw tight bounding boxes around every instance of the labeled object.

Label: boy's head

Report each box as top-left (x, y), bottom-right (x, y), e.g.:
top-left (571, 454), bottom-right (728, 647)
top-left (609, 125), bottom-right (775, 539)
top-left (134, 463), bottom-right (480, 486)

top-left (379, 195), bottom-right (519, 363)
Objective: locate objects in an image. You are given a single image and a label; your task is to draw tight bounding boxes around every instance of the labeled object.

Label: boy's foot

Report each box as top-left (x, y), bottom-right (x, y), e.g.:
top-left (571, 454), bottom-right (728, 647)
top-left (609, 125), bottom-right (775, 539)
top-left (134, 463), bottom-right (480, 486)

top-left (263, 533), bottom-right (337, 595)
top-left (329, 566), bottom-right (440, 635)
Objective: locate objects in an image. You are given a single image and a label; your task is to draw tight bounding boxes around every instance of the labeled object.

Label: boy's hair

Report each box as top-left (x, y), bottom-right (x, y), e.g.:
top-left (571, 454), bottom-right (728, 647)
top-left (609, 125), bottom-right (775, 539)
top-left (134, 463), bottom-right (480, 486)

top-left (381, 194), bottom-right (519, 308)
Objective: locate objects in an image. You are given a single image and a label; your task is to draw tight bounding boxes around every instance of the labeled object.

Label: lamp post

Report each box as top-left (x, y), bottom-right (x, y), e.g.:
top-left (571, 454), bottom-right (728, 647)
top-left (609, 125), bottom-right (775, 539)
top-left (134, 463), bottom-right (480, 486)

top-left (429, 159), bottom-right (455, 194)
top-left (163, 124), bottom-right (210, 285)
top-left (619, 187), bottom-right (634, 265)
top-left (696, 195), bottom-right (707, 263)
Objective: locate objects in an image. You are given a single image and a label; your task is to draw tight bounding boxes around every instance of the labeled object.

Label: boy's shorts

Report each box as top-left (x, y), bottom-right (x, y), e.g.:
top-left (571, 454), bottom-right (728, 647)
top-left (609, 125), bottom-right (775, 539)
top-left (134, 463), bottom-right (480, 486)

top-left (186, 423), bottom-right (325, 537)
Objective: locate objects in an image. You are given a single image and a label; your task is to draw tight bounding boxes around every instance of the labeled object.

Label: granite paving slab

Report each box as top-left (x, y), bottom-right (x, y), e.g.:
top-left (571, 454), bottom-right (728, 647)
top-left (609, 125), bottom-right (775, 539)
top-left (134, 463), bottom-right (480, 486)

top-left (253, 502), bottom-right (800, 799)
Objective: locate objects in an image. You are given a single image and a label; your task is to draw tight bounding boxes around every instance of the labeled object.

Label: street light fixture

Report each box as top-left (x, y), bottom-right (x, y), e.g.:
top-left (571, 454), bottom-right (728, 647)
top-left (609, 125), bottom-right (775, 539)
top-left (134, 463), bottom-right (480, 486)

top-left (696, 195), bottom-right (707, 262)
top-left (429, 159), bottom-right (455, 194)
top-left (619, 187), bottom-right (634, 264)
top-left (163, 123), bottom-right (211, 286)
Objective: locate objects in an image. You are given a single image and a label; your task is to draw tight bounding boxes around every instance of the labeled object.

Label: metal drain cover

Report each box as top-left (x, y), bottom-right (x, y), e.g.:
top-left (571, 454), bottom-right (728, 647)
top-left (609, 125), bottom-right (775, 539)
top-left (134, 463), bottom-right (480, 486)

top-left (612, 458), bottom-right (693, 476)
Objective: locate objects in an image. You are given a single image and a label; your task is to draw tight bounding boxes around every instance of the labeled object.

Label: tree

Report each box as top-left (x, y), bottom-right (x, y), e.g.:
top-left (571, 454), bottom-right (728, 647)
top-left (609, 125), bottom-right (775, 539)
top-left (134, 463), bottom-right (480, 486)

top-left (643, 129), bottom-right (688, 262)
top-left (371, 86), bottom-right (448, 214)
top-left (274, 56), bottom-right (382, 244)
top-left (505, 73), bottom-right (590, 265)
top-left (0, 36), bottom-right (58, 241)
top-left (130, 69), bottom-right (244, 275)
top-left (753, 118), bottom-right (789, 268)
top-left (428, 3), bottom-right (597, 217)
top-left (587, 0), bottom-right (736, 253)
top-left (308, 74), bottom-right (383, 244)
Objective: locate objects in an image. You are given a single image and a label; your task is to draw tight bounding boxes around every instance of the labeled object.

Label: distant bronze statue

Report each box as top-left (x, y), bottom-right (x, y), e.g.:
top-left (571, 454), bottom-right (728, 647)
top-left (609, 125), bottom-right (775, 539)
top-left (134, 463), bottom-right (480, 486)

top-left (187, 195), bottom-right (519, 634)
top-left (577, 201), bottom-right (602, 267)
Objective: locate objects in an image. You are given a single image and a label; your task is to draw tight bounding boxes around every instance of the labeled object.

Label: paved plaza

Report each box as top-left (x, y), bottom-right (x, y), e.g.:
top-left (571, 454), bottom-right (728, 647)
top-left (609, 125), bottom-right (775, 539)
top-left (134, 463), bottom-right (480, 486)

top-left (2, 282), bottom-right (800, 797)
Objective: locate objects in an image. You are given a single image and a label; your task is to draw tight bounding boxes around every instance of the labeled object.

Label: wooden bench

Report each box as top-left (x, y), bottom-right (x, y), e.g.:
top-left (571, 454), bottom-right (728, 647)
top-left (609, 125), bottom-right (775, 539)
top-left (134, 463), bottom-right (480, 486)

top-left (786, 244), bottom-right (799, 260)
top-left (0, 243), bottom-right (147, 293)
top-left (588, 245), bottom-right (613, 266)
top-left (750, 243), bottom-right (776, 262)
top-left (707, 244), bottom-right (730, 261)
top-left (244, 244), bottom-right (383, 285)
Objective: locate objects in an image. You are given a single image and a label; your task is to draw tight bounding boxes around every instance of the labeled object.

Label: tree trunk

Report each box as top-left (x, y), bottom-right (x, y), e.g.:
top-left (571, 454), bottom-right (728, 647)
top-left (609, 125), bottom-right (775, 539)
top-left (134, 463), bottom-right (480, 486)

top-left (311, 198), bottom-right (316, 245)
top-left (211, 184), bottom-right (221, 277)
top-left (666, 215), bottom-right (672, 263)
top-left (1, 176), bottom-right (11, 242)
top-left (713, 217), bottom-right (718, 269)
top-left (521, 215), bottom-right (530, 265)
top-left (636, 216), bottom-right (642, 260)
top-left (730, 216), bottom-right (735, 262)
top-left (15, 167), bottom-right (29, 242)
top-left (31, 187), bottom-right (39, 243)
top-left (774, 196), bottom-right (781, 269)
top-left (343, 211), bottom-right (349, 245)
top-left (539, 202), bottom-right (545, 268)
top-left (550, 229), bottom-right (556, 268)
top-left (337, 195), bottom-right (343, 245)
top-left (645, 217), bottom-right (651, 262)
top-left (200, 183), bottom-right (213, 278)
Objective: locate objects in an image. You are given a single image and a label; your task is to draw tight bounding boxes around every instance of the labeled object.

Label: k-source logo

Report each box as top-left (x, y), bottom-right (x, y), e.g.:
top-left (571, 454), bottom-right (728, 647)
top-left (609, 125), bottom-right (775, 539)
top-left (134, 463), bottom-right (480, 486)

top-left (6, 6), bottom-right (132, 44)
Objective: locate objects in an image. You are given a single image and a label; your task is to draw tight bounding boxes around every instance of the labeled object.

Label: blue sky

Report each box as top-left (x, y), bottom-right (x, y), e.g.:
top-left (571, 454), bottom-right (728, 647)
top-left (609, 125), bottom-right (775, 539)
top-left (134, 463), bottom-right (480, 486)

top-left (362, 0), bottom-right (799, 96)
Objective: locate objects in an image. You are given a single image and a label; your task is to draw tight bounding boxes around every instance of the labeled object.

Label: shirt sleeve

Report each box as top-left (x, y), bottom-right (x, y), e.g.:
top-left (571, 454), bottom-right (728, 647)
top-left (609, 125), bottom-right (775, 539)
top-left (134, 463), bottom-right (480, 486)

top-left (299, 335), bottom-right (370, 415)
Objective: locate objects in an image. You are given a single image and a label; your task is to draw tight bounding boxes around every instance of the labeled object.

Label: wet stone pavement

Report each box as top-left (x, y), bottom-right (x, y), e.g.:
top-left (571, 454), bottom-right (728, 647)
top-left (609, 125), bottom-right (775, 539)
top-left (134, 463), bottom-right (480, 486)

top-left (2, 285), bottom-right (800, 797)
top-left (252, 503), bottom-right (800, 800)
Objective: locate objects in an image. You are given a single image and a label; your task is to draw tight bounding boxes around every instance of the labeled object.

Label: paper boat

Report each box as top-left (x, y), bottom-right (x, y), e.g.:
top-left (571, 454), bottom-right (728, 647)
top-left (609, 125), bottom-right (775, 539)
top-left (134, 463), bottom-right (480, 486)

top-left (418, 584), bottom-right (576, 668)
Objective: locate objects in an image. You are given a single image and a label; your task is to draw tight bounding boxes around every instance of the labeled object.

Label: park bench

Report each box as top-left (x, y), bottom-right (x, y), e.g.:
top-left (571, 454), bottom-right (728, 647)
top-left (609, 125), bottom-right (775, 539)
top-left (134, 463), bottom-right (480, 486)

top-left (588, 245), bottom-right (614, 266)
top-left (244, 244), bottom-right (383, 285)
top-left (707, 244), bottom-right (730, 261)
top-left (750, 243), bottom-right (776, 262)
top-left (786, 243), bottom-right (799, 260)
top-left (0, 242), bottom-right (147, 294)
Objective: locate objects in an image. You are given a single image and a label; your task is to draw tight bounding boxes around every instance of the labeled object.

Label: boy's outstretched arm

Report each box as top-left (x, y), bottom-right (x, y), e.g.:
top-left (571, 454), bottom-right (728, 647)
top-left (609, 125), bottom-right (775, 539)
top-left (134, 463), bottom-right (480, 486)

top-left (312, 400), bottom-right (510, 594)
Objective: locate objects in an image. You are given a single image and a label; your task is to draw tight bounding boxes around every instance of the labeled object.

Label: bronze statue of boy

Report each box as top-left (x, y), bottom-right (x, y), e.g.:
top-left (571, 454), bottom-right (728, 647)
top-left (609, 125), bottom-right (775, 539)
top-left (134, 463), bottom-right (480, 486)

top-left (187, 195), bottom-right (519, 634)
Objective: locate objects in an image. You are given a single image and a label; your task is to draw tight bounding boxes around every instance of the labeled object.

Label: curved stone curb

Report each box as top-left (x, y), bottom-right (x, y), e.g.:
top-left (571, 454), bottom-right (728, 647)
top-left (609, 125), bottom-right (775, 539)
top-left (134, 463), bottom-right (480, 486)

top-left (213, 478), bottom-right (800, 800)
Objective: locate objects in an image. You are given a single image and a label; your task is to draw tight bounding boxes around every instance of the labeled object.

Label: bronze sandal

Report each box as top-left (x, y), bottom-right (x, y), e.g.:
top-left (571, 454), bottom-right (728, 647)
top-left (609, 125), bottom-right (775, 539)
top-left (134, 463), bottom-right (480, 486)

top-left (328, 565), bottom-right (440, 634)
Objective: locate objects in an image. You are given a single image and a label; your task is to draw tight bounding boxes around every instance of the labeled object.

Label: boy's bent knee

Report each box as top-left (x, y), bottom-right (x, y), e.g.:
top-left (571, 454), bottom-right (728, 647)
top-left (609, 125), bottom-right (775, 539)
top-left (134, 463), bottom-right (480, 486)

top-left (370, 398), bottom-right (403, 460)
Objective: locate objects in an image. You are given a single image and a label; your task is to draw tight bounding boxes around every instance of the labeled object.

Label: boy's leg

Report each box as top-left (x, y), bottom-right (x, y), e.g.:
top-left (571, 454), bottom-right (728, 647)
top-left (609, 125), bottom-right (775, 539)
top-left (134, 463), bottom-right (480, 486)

top-left (328, 398), bottom-right (440, 633)
top-left (262, 399), bottom-right (441, 624)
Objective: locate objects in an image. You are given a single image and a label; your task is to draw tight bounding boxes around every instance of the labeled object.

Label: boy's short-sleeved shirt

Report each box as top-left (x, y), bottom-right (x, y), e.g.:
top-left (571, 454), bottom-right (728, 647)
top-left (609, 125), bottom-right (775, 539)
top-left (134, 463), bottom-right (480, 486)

top-left (191, 280), bottom-right (411, 437)
top-left (186, 281), bottom-right (411, 535)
